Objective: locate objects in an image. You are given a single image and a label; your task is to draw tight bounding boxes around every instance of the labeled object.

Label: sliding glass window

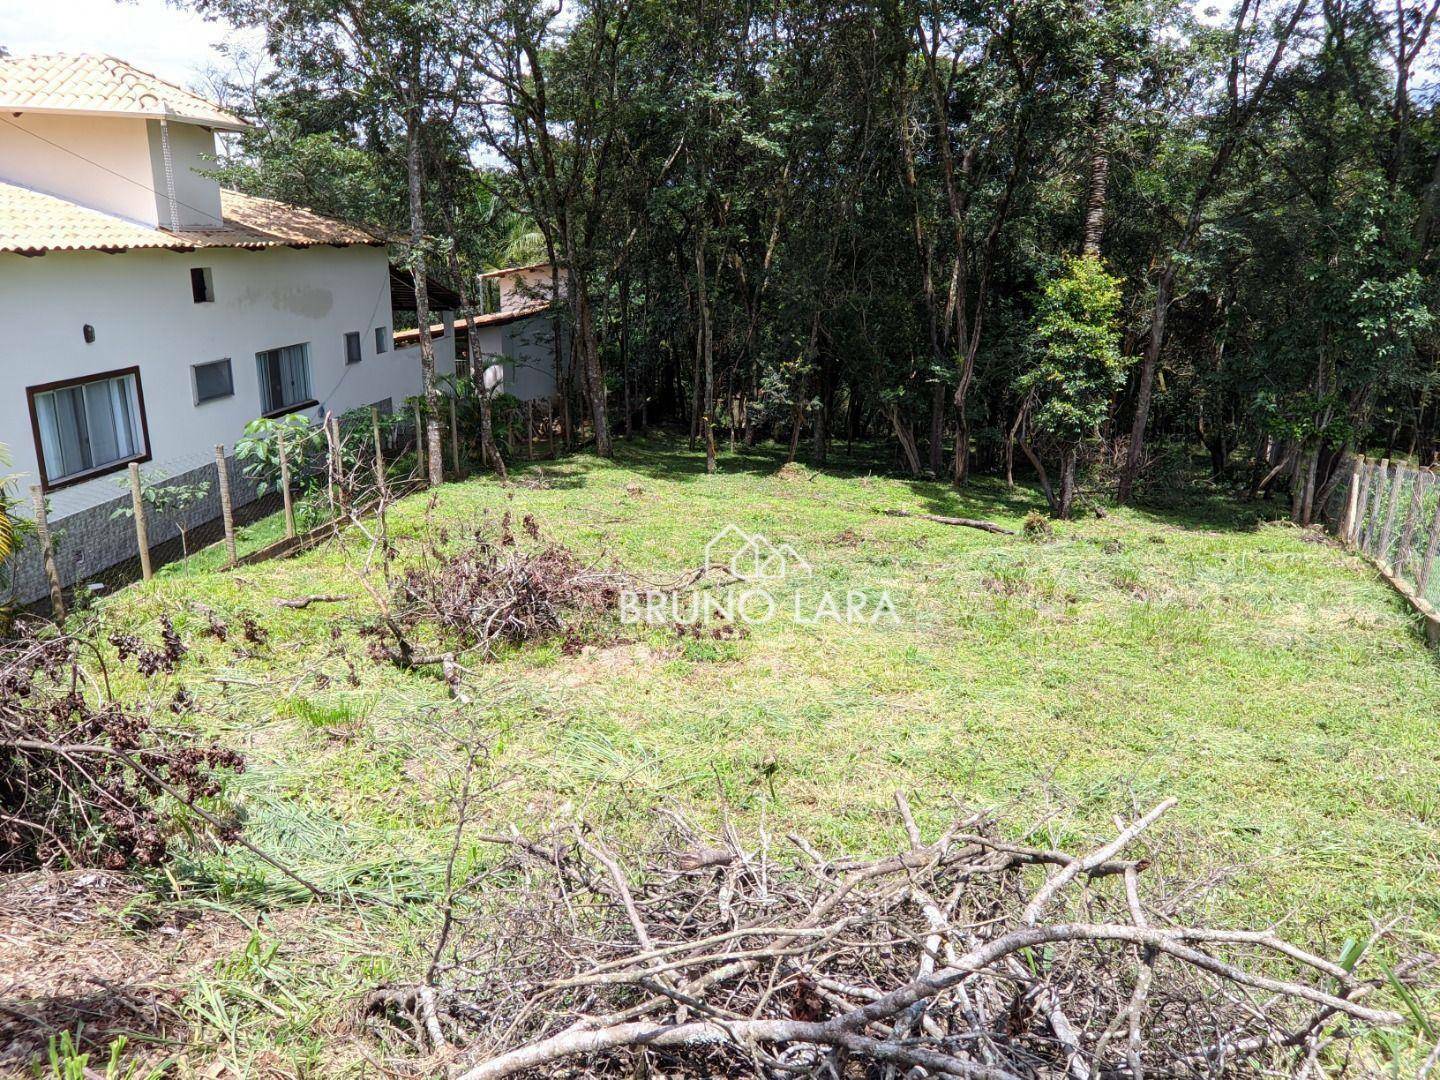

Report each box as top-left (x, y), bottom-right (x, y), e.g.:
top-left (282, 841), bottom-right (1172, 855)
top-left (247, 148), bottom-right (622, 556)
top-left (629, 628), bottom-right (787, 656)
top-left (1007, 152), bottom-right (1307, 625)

top-left (29, 368), bottom-right (148, 488)
top-left (256, 343), bottom-right (313, 416)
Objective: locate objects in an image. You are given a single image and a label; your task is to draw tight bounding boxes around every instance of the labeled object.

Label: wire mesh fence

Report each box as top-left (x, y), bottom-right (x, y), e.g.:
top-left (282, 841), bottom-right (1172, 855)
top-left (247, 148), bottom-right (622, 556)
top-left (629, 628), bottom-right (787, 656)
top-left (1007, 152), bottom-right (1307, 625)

top-left (5, 388), bottom-right (567, 617)
top-left (6, 398), bottom-right (447, 616)
top-left (1336, 455), bottom-right (1440, 609)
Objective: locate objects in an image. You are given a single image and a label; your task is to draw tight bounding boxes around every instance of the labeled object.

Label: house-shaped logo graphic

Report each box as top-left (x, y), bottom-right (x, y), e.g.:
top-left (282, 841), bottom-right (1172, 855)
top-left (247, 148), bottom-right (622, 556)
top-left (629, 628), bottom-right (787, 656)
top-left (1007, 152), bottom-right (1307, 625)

top-left (703, 524), bottom-right (814, 581)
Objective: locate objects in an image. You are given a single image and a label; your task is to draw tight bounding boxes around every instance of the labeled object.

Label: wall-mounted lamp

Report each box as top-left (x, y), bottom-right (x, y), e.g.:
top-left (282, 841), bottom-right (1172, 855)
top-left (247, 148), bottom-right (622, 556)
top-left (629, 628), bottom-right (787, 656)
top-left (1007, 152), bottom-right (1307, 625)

top-left (83, 324), bottom-right (96, 344)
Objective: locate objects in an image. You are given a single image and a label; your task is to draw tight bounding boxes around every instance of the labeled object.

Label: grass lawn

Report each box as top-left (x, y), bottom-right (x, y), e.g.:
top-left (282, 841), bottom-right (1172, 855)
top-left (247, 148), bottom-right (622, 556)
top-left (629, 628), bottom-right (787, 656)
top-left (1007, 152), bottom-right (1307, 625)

top-left (39, 434), bottom-right (1440, 1075)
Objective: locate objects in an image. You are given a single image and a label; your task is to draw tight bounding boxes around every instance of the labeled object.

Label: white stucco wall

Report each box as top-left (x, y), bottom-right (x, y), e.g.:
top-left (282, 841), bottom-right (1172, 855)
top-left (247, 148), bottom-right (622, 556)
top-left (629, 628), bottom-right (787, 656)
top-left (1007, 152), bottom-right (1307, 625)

top-left (464, 312), bottom-right (564, 402)
top-left (145, 120), bottom-right (224, 227)
top-left (497, 266), bottom-right (556, 312)
top-left (1, 243), bottom-right (452, 519)
top-left (0, 113), bottom-right (161, 225)
top-left (501, 314), bottom-right (564, 401)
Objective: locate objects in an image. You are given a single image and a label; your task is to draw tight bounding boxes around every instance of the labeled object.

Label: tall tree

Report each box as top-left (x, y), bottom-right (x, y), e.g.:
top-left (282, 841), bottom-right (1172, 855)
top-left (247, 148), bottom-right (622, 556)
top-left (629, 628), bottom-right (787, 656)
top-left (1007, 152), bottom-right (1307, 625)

top-left (1117, 0), bottom-right (1313, 502)
top-left (464, 0), bottom-right (641, 457)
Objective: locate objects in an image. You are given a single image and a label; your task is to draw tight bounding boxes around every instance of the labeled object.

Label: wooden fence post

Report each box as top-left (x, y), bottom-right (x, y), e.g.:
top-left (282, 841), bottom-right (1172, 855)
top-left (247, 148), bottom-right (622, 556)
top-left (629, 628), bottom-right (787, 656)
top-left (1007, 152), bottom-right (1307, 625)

top-left (214, 444), bottom-right (237, 568)
top-left (1416, 470), bottom-right (1440, 599)
top-left (327, 415), bottom-right (344, 513)
top-left (1366, 459), bottom-right (1390, 556)
top-left (414, 401), bottom-right (427, 481)
top-left (370, 406), bottom-right (388, 500)
top-left (1344, 457), bottom-right (1363, 543)
top-left (449, 395), bottom-right (462, 476)
top-left (128, 462), bottom-right (152, 581)
top-left (277, 428), bottom-right (296, 540)
top-left (1354, 458), bottom-right (1374, 547)
top-left (1379, 461), bottom-right (1406, 564)
top-left (1396, 470), bottom-right (1427, 575)
top-left (30, 486), bottom-right (65, 621)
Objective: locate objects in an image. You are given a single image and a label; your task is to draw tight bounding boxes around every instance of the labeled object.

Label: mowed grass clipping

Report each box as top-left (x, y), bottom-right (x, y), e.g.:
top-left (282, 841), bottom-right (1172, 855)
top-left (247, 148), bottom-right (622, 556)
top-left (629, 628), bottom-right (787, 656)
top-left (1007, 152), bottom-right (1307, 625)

top-left (89, 434), bottom-right (1440, 1074)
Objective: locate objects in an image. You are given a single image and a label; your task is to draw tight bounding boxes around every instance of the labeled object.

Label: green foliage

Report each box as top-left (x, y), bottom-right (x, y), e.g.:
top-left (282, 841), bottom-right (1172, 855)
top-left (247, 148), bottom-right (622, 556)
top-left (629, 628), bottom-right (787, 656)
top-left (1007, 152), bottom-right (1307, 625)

top-left (36, 1032), bottom-right (166, 1079)
top-left (0, 443), bottom-right (28, 624)
top-left (199, 0), bottom-right (1440, 510)
top-left (112, 469), bottom-right (213, 565)
top-left (1019, 255), bottom-right (1126, 446)
top-left (235, 414), bottom-right (321, 499)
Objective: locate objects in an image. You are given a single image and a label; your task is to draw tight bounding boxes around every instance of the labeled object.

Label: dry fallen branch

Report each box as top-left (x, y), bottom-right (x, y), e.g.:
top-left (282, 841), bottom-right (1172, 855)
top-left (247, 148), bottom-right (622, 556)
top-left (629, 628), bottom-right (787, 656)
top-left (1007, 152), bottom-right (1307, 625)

top-left (883, 508), bottom-right (1017, 535)
top-left (365, 794), bottom-right (1417, 1079)
top-left (274, 593), bottom-right (354, 609)
top-left (0, 621), bottom-right (246, 873)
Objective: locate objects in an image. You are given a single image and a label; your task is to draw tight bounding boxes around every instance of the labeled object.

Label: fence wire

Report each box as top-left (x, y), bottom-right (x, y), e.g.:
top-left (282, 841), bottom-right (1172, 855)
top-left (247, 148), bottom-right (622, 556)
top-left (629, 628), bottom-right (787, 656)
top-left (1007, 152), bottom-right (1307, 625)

top-left (6, 400), bottom-right (451, 616)
top-left (1339, 455), bottom-right (1440, 608)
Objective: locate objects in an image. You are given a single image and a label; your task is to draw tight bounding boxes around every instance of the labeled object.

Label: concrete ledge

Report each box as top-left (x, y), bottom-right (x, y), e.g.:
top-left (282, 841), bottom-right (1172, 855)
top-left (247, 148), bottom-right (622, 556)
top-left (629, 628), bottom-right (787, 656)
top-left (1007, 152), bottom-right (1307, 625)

top-left (1372, 556), bottom-right (1440, 647)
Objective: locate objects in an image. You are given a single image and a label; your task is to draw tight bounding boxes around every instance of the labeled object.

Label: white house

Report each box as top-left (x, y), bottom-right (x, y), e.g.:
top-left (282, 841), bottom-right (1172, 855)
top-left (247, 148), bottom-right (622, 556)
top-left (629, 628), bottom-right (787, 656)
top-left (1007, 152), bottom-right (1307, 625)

top-left (0, 53), bottom-right (456, 602)
top-left (395, 260), bottom-right (565, 403)
top-left (0, 54), bottom-right (457, 509)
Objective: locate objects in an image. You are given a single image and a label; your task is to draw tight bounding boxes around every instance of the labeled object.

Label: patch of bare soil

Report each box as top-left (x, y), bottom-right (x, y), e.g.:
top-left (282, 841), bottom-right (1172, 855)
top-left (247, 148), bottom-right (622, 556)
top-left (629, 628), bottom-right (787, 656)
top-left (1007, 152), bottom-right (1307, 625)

top-left (0, 870), bottom-right (244, 1069)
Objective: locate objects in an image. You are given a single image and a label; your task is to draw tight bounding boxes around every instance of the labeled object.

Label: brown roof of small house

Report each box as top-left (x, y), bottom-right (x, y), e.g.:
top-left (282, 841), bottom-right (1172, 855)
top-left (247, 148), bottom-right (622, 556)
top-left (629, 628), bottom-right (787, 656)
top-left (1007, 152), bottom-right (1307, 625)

top-left (0, 183), bottom-right (382, 255)
top-left (0, 53), bottom-right (250, 131)
top-left (393, 302), bottom-right (552, 346)
top-left (477, 261), bottom-right (553, 279)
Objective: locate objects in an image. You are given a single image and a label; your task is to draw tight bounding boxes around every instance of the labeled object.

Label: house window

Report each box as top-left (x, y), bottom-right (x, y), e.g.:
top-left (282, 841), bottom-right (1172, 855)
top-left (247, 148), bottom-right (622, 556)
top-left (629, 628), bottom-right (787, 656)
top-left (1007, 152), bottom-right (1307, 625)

top-left (344, 331), bottom-right (363, 365)
top-left (256, 343), bottom-right (313, 416)
top-left (191, 267), bottom-right (214, 303)
top-left (192, 358), bottom-right (234, 405)
top-left (374, 326), bottom-right (389, 354)
top-left (28, 368), bottom-right (148, 488)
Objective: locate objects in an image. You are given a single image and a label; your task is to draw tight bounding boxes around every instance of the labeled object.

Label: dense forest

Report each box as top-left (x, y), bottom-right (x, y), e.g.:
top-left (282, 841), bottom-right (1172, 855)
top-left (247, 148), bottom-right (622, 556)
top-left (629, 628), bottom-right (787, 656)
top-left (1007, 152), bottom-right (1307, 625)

top-left (194, 0), bottom-right (1439, 519)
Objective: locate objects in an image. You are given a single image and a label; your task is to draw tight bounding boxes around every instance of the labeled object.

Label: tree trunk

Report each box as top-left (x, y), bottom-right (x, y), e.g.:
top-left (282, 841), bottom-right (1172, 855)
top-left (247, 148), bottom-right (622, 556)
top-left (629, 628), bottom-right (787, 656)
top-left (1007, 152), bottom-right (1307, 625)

top-left (952, 413), bottom-right (970, 485)
top-left (1080, 66), bottom-right (1116, 258)
top-left (620, 269), bottom-right (632, 439)
top-left (571, 275), bottom-right (612, 456)
top-left (886, 405), bottom-right (923, 476)
top-left (928, 382), bottom-right (945, 476)
top-left (439, 218), bottom-right (506, 482)
top-left (1058, 448), bottom-right (1079, 519)
top-left (812, 400), bottom-right (827, 467)
top-left (1118, 265), bottom-right (1175, 502)
top-left (1018, 439), bottom-right (1056, 511)
top-left (696, 224), bottom-right (716, 473)
top-left (548, 265), bottom-right (571, 449)
top-left (1207, 430), bottom-right (1228, 481)
top-left (405, 101), bottom-right (444, 488)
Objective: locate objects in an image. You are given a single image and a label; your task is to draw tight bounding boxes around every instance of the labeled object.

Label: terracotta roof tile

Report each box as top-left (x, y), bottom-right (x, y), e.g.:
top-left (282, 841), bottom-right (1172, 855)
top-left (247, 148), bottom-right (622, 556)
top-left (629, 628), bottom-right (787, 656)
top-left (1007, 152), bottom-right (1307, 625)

top-left (393, 303), bottom-right (553, 345)
top-left (0, 183), bottom-right (382, 254)
top-left (0, 54), bottom-right (249, 131)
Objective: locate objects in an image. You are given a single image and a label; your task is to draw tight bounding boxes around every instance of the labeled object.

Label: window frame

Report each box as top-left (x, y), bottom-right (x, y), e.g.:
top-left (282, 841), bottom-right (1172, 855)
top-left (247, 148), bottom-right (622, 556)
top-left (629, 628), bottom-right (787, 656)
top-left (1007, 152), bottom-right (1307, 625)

top-left (374, 326), bottom-right (389, 354)
top-left (192, 357), bottom-right (235, 406)
top-left (26, 366), bottom-right (151, 492)
top-left (190, 266), bottom-right (214, 304)
top-left (344, 330), bottom-right (363, 366)
top-left (255, 343), bottom-right (316, 419)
